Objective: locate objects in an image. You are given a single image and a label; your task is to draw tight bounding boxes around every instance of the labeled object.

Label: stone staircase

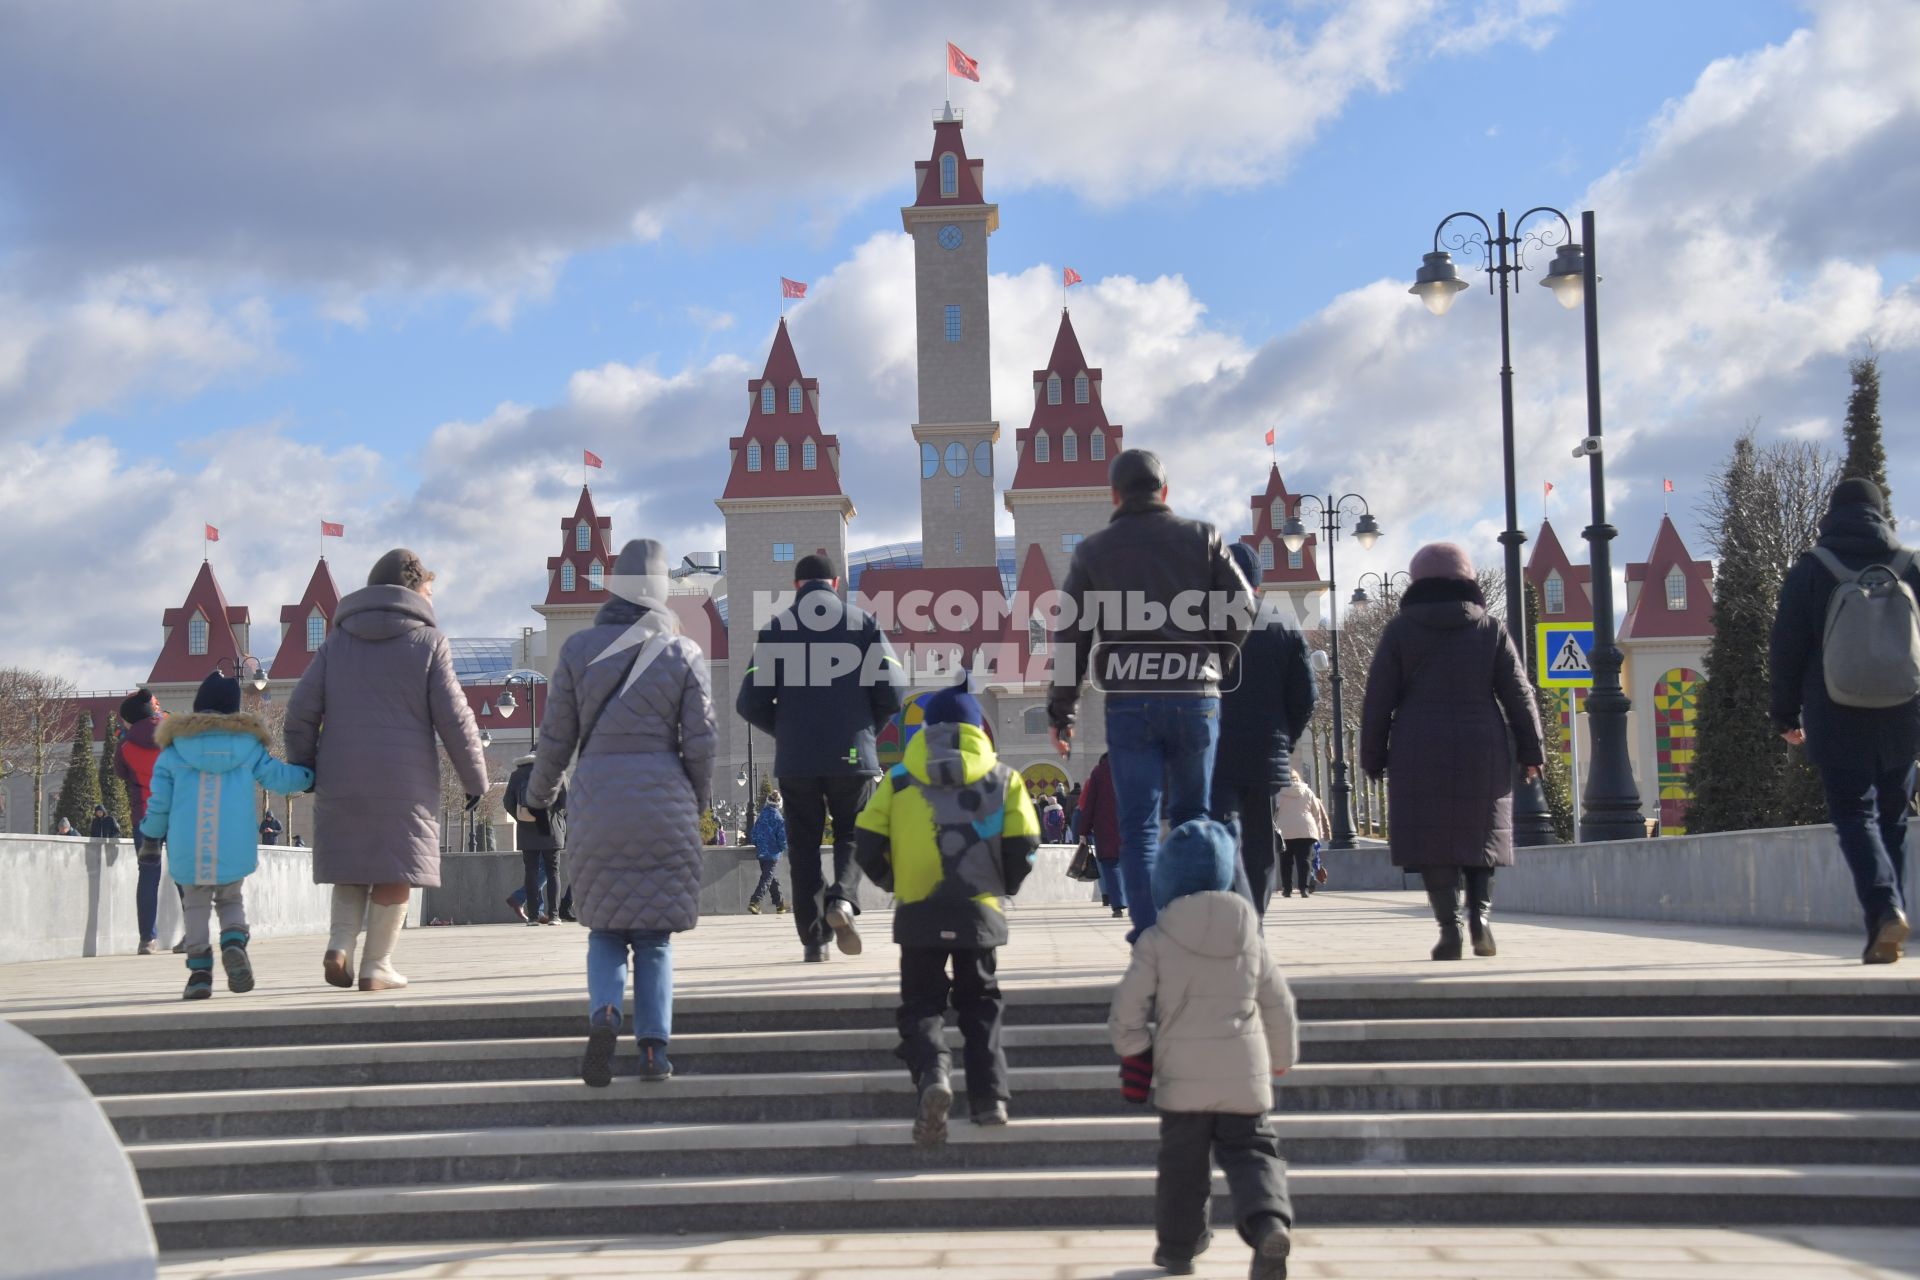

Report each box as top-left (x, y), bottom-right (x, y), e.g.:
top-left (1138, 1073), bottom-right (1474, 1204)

top-left (16, 970), bottom-right (1920, 1251)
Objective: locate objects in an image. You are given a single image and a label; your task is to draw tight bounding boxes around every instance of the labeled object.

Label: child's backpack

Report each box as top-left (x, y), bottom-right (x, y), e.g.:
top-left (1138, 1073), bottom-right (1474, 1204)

top-left (1810, 548), bottom-right (1920, 709)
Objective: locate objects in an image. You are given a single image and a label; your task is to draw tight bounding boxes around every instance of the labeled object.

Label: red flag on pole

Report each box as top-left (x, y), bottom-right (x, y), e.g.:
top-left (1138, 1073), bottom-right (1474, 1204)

top-left (1264, 428), bottom-right (1276, 447)
top-left (320, 521), bottom-right (344, 538)
top-left (204, 524), bottom-right (220, 543)
top-left (584, 449), bottom-right (603, 470)
top-left (1664, 478), bottom-right (1675, 493)
top-left (947, 42), bottom-right (980, 82)
top-left (781, 277), bottom-right (808, 300)
top-left (1063, 267), bottom-right (1082, 288)
top-left (1545, 481), bottom-right (1554, 497)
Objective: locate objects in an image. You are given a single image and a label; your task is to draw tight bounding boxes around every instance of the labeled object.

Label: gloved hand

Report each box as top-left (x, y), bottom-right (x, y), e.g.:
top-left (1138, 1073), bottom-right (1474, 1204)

top-left (465, 793), bottom-right (483, 812)
top-left (1120, 1050), bottom-right (1154, 1104)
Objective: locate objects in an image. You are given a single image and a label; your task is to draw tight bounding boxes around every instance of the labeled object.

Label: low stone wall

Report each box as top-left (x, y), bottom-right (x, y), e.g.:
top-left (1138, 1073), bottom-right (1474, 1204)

top-left (0, 835), bottom-right (422, 964)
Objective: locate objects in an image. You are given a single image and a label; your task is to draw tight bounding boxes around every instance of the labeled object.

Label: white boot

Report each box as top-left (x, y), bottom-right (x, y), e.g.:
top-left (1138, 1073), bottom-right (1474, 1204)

top-left (324, 885), bottom-right (369, 989)
top-left (358, 900), bottom-right (410, 991)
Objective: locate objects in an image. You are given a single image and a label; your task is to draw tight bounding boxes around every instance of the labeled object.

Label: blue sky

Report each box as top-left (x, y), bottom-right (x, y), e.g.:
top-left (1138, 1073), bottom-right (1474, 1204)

top-left (1, 0), bottom-right (1914, 685)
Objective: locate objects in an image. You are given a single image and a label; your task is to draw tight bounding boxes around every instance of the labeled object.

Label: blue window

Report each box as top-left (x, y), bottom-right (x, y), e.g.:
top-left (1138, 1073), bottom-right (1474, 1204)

top-left (775, 440), bottom-right (789, 471)
top-left (1062, 431), bottom-right (1077, 462)
top-left (938, 224), bottom-right (963, 250)
top-left (1091, 430), bottom-right (1105, 461)
top-left (1075, 372), bottom-right (1090, 404)
top-left (560, 563), bottom-right (576, 593)
top-left (944, 304), bottom-right (961, 342)
top-left (760, 385), bottom-right (774, 414)
top-left (802, 439), bottom-right (817, 470)
top-left (944, 442), bottom-right (967, 476)
top-left (305, 611), bottom-right (325, 652)
top-left (954, 532), bottom-right (963, 554)
top-left (1287, 545), bottom-right (1303, 571)
top-left (1046, 374), bottom-right (1061, 405)
top-left (588, 561), bottom-right (604, 591)
top-left (940, 153), bottom-right (957, 197)
top-left (974, 440), bottom-right (992, 476)
top-left (576, 521), bottom-right (590, 551)
top-left (921, 443), bottom-right (940, 478)
top-left (1546, 573), bottom-right (1566, 615)
top-left (1062, 533), bottom-right (1083, 555)
top-left (188, 614), bottom-right (208, 655)
top-left (773, 543), bottom-right (795, 563)
top-left (789, 383), bottom-right (803, 414)
top-left (1259, 541), bottom-right (1274, 572)
top-left (1034, 432), bottom-right (1049, 464)
top-left (747, 441), bottom-right (762, 472)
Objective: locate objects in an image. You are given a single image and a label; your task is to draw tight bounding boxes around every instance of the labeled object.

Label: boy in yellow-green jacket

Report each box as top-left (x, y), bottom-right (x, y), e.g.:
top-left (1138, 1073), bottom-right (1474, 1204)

top-left (855, 675), bottom-right (1041, 1144)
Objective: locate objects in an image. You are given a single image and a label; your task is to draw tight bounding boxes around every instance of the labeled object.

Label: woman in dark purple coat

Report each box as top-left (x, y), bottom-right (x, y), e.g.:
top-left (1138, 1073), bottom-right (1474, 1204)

top-left (1360, 543), bottom-right (1545, 960)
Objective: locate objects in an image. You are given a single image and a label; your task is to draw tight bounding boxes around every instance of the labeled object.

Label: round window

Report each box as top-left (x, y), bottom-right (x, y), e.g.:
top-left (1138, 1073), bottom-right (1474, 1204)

top-left (973, 440), bottom-right (992, 476)
top-left (920, 443), bottom-right (940, 479)
top-left (944, 442), bottom-right (968, 477)
top-left (938, 224), bottom-right (963, 250)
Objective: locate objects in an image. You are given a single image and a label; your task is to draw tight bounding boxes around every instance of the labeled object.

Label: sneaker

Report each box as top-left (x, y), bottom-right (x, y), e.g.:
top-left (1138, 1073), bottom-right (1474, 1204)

top-left (775, 902), bottom-right (791, 915)
top-left (539, 914), bottom-right (556, 926)
top-left (913, 1068), bottom-right (953, 1146)
top-left (170, 938), bottom-right (189, 954)
top-left (747, 901), bottom-right (763, 915)
top-left (137, 938), bottom-right (159, 956)
top-left (824, 900), bottom-right (863, 956)
top-left (525, 918), bottom-right (543, 927)
top-left (1249, 1217), bottom-right (1291, 1280)
top-left (219, 931), bottom-right (254, 994)
top-left (1865, 908), bottom-right (1910, 965)
top-left (639, 1039), bottom-right (673, 1082)
top-left (182, 953), bottom-right (214, 1002)
top-left (1111, 906), bottom-right (1126, 919)
top-left (971, 1100), bottom-right (1009, 1126)
top-left (581, 1021), bottom-right (617, 1089)
top-left (1151, 1232), bottom-right (1211, 1276)
top-left (506, 895), bottom-right (528, 922)
top-left (803, 945), bottom-right (829, 963)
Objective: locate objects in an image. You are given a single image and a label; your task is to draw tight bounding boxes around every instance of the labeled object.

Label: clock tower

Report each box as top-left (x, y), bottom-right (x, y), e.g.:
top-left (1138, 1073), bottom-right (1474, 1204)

top-left (903, 103), bottom-right (1000, 570)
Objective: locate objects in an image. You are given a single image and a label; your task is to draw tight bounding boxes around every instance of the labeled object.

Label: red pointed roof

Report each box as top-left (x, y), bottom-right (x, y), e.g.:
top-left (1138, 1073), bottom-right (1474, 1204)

top-left (1621, 516), bottom-right (1715, 641)
top-left (1238, 466), bottom-right (1322, 586)
top-left (270, 559), bottom-right (343, 679)
top-left (150, 561), bottom-right (250, 683)
top-left (1009, 310), bottom-right (1124, 492)
top-left (545, 486), bottom-right (614, 606)
top-left (911, 113), bottom-right (987, 206)
top-left (721, 319), bottom-right (848, 502)
top-left (1524, 519), bottom-right (1594, 623)
top-left (856, 565), bottom-right (1005, 670)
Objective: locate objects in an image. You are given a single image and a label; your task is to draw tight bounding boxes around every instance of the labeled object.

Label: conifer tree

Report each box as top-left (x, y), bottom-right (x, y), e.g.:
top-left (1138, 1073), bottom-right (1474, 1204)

top-left (98, 744), bottom-right (133, 836)
top-left (1842, 351), bottom-right (1889, 506)
top-left (52, 714), bottom-right (102, 833)
top-left (1522, 581), bottom-right (1575, 841)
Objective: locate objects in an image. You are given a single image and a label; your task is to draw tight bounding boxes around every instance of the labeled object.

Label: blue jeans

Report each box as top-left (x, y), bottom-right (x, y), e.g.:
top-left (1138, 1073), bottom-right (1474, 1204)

top-left (136, 849), bottom-right (163, 944)
top-left (1820, 760), bottom-right (1914, 938)
top-left (1095, 859), bottom-right (1128, 910)
top-left (587, 928), bottom-right (674, 1045)
top-left (1104, 694), bottom-right (1221, 936)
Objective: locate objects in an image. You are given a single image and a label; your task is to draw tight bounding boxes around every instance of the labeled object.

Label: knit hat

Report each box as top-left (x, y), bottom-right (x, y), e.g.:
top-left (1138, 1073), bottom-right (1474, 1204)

top-left (794, 551), bottom-right (837, 583)
top-left (1409, 541), bottom-right (1475, 583)
top-left (1829, 477), bottom-right (1887, 515)
top-left (118, 689), bottom-right (156, 725)
top-left (1228, 539), bottom-right (1261, 586)
top-left (1109, 448), bottom-right (1168, 497)
top-left (368, 548), bottom-right (433, 592)
top-left (609, 538), bottom-right (671, 605)
top-left (918, 674), bottom-right (983, 728)
top-left (1151, 818), bottom-right (1237, 910)
top-left (193, 671), bottom-right (242, 716)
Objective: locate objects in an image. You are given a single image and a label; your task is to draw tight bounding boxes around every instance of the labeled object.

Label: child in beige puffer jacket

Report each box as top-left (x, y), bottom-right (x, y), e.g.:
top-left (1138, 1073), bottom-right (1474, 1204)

top-left (1109, 818), bottom-right (1298, 1279)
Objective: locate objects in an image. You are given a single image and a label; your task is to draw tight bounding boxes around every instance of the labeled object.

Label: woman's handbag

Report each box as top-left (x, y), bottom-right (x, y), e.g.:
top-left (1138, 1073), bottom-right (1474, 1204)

top-left (1066, 839), bottom-right (1100, 882)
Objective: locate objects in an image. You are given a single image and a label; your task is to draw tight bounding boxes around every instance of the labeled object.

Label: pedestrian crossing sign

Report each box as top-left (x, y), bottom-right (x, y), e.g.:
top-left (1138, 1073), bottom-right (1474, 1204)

top-left (1535, 623), bottom-right (1595, 689)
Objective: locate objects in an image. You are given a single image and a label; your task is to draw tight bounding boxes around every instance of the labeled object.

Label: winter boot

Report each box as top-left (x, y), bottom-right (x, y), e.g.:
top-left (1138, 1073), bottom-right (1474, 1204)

top-left (1249, 1215), bottom-right (1292, 1279)
top-left (914, 1065), bottom-right (953, 1145)
top-left (357, 900), bottom-right (410, 991)
top-left (219, 928), bottom-right (255, 993)
top-left (824, 899), bottom-right (862, 956)
top-left (1465, 868), bottom-right (1497, 957)
top-left (1424, 873), bottom-right (1464, 961)
top-left (747, 898), bottom-right (764, 915)
top-left (582, 1008), bottom-right (620, 1089)
top-left (182, 951), bottom-right (214, 1001)
top-left (639, 1039), bottom-right (674, 1082)
top-left (971, 1099), bottom-right (1009, 1126)
top-left (325, 884), bottom-right (369, 989)
top-left (1151, 1231), bottom-right (1211, 1276)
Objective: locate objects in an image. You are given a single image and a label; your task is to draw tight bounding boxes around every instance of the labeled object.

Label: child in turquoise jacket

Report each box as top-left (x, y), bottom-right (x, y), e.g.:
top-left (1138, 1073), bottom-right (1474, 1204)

top-left (140, 673), bottom-right (314, 1000)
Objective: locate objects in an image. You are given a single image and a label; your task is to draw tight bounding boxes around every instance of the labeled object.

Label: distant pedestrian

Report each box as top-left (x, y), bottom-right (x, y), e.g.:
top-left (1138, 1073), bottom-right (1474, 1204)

top-left (1108, 819), bottom-right (1297, 1279)
top-left (53, 816), bottom-right (75, 836)
top-left (1771, 477), bottom-right (1919, 964)
top-left (1212, 540), bottom-right (1316, 919)
top-left (1065, 781), bottom-right (1083, 834)
top-left (257, 809), bottom-right (283, 846)
top-left (284, 548), bottom-right (490, 992)
top-left (1360, 543), bottom-right (1544, 961)
top-left (748, 792), bottom-right (789, 915)
top-left (504, 752), bottom-right (566, 925)
top-left (738, 551), bottom-right (904, 962)
top-left (291, 834), bottom-right (305, 848)
top-left (89, 804), bottom-right (120, 840)
top-left (140, 672), bottom-right (313, 1000)
top-left (855, 676), bottom-right (1040, 1142)
top-left (115, 689), bottom-right (169, 954)
top-left (1073, 752), bottom-right (1126, 918)
top-left (1273, 769), bottom-right (1331, 900)
top-left (522, 540), bottom-right (717, 1087)
top-left (1041, 794), bottom-right (1067, 844)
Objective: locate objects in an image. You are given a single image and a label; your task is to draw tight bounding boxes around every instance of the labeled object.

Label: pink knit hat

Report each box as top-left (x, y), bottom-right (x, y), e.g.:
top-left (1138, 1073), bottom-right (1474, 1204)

top-left (1409, 541), bottom-right (1475, 582)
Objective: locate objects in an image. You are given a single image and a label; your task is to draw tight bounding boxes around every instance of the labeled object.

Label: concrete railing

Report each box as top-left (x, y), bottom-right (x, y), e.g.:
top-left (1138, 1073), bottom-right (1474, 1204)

top-left (0, 1021), bottom-right (156, 1279)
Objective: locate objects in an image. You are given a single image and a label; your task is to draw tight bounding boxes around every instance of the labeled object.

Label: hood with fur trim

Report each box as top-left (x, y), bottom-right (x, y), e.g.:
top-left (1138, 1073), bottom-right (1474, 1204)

top-left (156, 712), bottom-right (274, 775)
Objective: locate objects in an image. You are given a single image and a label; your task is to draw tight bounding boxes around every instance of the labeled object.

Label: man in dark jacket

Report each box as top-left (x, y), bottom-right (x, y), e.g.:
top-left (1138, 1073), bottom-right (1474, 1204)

top-left (115, 689), bottom-right (170, 953)
top-left (89, 804), bottom-right (121, 839)
top-left (258, 810), bottom-right (283, 845)
top-left (739, 552), bottom-right (905, 962)
top-left (1771, 477), bottom-right (1919, 964)
top-left (1212, 540), bottom-right (1317, 919)
top-left (1048, 449), bottom-right (1255, 937)
top-left (503, 753), bottom-right (566, 925)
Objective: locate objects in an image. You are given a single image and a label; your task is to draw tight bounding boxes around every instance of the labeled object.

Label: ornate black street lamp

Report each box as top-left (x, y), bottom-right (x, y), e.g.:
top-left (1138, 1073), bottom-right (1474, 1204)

top-left (1280, 493), bottom-right (1382, 851)
top-left (494, 670), bottom-right (544, 755)
top-left (1351, 571), bottom-right (1411, 609)
top-left (1409, 206), bottom-right (1642, 842)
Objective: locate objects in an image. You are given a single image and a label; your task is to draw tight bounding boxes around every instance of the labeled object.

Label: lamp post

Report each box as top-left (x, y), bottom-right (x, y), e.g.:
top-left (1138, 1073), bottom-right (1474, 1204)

top-left (493, 670), bottom-right (544, 756)
top-left (1408, 205), bottom-right (1589, 846)
top-left (1351, 571), bottom-right (1412, 610)
top-left (1280, 493), bottom-right (1383, 851)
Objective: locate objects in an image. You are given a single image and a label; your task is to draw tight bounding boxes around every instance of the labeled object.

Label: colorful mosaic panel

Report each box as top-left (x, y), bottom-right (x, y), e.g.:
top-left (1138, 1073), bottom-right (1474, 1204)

top-left (1546, 688), bottom-right (1584, 756)
top-left (1653, 667), bottom-right (1701, 835)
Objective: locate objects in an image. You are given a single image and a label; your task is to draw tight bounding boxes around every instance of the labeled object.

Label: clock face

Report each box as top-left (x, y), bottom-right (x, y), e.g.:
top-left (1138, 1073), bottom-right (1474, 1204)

top-left (938, 224), bottom-right (963, 250)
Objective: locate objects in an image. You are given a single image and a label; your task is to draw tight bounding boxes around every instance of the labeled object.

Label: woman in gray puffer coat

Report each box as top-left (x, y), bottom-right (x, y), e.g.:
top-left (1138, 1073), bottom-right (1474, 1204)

top-left (1360, 542), bottom-right (1544, 961)
top-left (285, 549), bottom-right (489, 992)
top-left (524, 539), bottom-right (717, 1087)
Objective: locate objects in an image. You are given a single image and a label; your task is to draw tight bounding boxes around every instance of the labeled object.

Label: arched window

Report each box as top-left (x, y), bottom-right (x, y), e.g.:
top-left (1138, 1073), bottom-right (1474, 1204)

top-left (1090, 429), bottom-right (1105, 461)
top-left (576, 521), bottom-right (591, 551)
top-left (1023, 706), bottom-right (1048, 736)
top-left (760, 385), bottom-right (775, 414)
top-left (1287, 545), bottom-right (1304, 570)
top-left (1545, 572), bottom-right (1566, 615)
top-left (187, 612), bottom-right (208, 655)
top-left (588, 561), bottom-right (604, 591)
top-left (1046, 373), bottom-right (1061, 405)
top-left (1034, 431), bottom-right (1050, 463)
top-left (306, 610), bottom-right (325, 652)
top-left (1271, 505), bottom-right (1285, 532)
top-left (1259, 540), bottom-right (1275, 572)
top-left (1028, 613), bottom-right (1049, 654)
top-left (1062, 431), bottom-right (1078, 462)
top-left (560, 563), bottom-right (576, 593)
top-left (747, 441), bottom-right (763, 472)
top-left (940, 153), bottom-right (958, 197)
top-left (1074, 372), bottom-right (1090, 404)
top-left (802, 439), bottom-right (817, 470)
top-left (774, 440), bottom-right (790, 471)
top-left (973, 440), bottom-right (993, 476)
top-left (921, 443), bottom-right (940, 478)
top-left (1666, 566), bottom-right (1688, 610)
top-left (788, 383), bottom-right (802, 414)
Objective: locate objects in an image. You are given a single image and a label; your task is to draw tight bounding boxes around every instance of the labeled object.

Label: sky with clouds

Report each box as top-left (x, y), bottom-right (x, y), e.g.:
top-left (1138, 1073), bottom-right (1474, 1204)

top-left (1, 0), bottom-right (1915, 688)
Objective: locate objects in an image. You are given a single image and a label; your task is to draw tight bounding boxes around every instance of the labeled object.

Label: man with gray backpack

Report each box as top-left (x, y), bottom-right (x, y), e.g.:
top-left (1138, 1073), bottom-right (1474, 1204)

top-left (1771, 477), bottom-right (1920, 964)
